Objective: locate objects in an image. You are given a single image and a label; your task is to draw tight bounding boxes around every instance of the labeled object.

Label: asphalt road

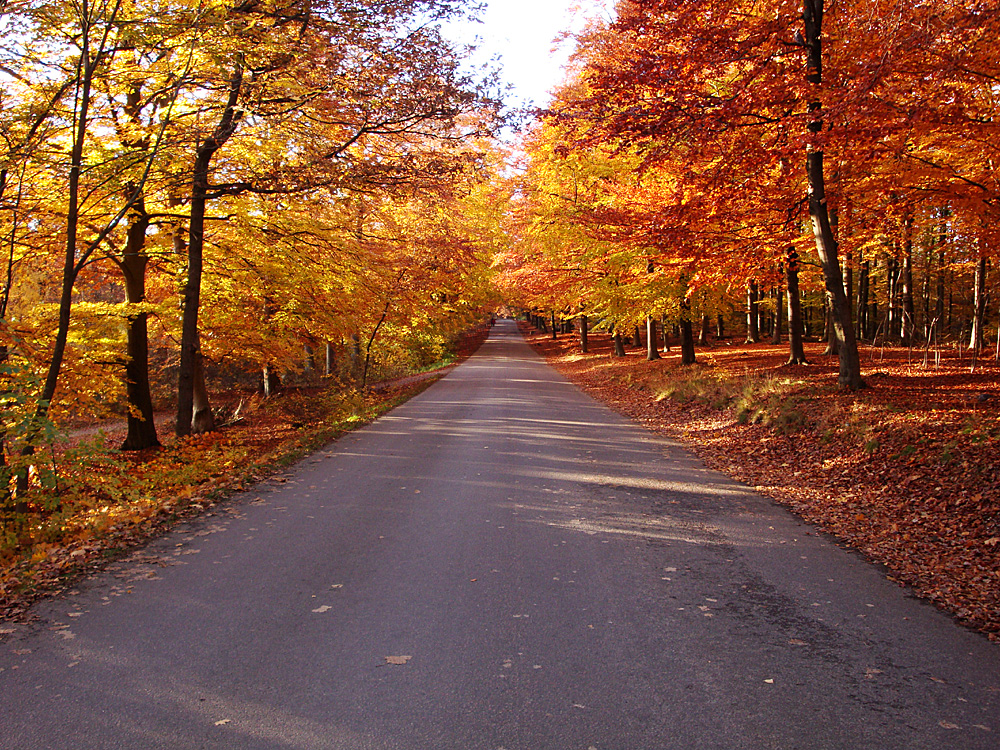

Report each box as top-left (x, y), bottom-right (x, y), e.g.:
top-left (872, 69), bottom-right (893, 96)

top-left (2, 319), bottom-right (998, 749)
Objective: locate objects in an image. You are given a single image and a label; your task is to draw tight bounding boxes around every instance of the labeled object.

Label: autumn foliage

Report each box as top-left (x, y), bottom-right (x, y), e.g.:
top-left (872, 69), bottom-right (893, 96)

top-left (507, 0), bottom-right (1000, 385)
top-left (0, 1), bottom-right (505, 544)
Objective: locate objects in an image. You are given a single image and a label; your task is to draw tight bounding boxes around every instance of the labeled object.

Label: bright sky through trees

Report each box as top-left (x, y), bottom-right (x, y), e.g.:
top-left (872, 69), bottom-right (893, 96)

top-left (445, 0), bottom-right (615, 111)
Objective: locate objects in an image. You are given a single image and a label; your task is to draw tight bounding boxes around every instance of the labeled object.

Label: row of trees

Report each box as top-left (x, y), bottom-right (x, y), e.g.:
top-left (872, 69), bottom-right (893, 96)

top-left (1, 0), bottom-right (504, 499)
top-left (505, 0), bottom-right (999, 386)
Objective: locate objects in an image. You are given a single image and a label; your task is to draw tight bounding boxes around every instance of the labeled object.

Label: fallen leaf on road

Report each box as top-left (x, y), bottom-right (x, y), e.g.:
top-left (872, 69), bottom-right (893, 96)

top-left (214, 719), bottom-right (231, 726)
top-left (764, 679), bottom-right (774, 684)
top-left (939, 721), bottom-right (960, 730)
top-left (384, 655), bottom-right (411, 665)
top-left (312, 605), bottom-right (332, 613)
top-left (788, 639), bottom-right (808, 646)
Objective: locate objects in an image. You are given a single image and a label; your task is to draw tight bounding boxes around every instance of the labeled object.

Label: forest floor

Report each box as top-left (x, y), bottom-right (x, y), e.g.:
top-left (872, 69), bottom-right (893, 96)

top-left (0, 326), bottom-right (489, 622)
top-left (522, 323), bottom-right (1000, 640)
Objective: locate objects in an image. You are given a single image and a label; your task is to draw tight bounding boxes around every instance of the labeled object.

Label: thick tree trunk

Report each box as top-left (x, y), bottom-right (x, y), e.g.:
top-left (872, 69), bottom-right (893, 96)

top-left (679, 298), bottom-right (696, 364)
top-left (679, 320), bottom-right (696, 364)
top-left (580, 314), bottom-right (589, 353)
top-left (646, 317), bottom-right (660, 360)
top-left (551, 310), bottom-right (557, 339)
top-left (803, 0), bottom-right (863, 389)
top-left (745, 282), bottom-right (760, 343)
top-left (177, 65), bottom-right (243, 437)
top-left (716, 313), bottom-right (724, 340)
top-left (786, 248), bottom-right (807, 365)
top-left (120, 206), bottom-right (160, 450)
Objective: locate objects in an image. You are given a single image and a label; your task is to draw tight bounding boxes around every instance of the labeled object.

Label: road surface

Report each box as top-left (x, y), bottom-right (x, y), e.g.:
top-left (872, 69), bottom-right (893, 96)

top-left (1, 319), bottom-right (998, 749)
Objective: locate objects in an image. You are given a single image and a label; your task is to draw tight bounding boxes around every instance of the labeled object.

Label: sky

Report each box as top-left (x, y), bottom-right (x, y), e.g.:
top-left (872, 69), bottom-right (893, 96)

top-left (443, 0), bottom-right (617, 111)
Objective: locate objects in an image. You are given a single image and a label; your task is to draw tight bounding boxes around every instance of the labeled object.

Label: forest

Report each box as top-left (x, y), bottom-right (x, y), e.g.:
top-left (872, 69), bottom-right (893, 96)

top-left (507, 0), bottom-right (998, 385)
top-left (2, 0), bottom-right (999, 628)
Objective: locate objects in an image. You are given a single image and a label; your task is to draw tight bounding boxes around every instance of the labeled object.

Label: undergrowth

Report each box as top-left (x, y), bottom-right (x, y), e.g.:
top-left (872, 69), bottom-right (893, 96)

top-left (632, 367), bottom-right (812, 434)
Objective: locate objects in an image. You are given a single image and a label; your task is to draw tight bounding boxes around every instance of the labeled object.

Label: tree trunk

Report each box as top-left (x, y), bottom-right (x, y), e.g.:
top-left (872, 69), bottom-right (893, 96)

top-left (262, 363), bottom-right (281, 397)
top-left (551, 310), bottom-right (557, 339)
top-left (822, 296), bottom-right (839, 356)
top-left (120, 204), bottom-right (160, 450)
top-left (698, 313), bottom-right (710, 345)
top-left (886, 255), bottom-right (899, 337)
top-left (580, 314), bottom-right (589, 353)
top-left (661, 315), bottom-right (672, 353)
top-left (177, 65), bottom-right (243, 436)
top-left (803, 0), bottom-right (863, 389)
top-left (771, 283), bottom-right (783, 345)
top-left (350, 333), bottom-right (362, 382)
top-left (0, 344), bottom-right (10, 511)
top-left (325, 341), bottom-right (335, 376)
top-left (716, 313), bottom-right (724, 340)
top-left (786, 248), bottom-right (807, 365)
top-left (935, 211), bottom-right (948, 335)
top-left (191, 354), bottom-right (214, 433)
top-left (646, 317), bottom-right (660, 360)
top-left (970, 254), bottom-right (988, 351)
top-left (679, 308), bottom-right (696, 365)
top-left (32, 41), bottom-right (95, 434)
top-left (856, 256), bottom-right (869, 340)
top-left (612, 328), bottom-right (626, 357)
top-left (901, 211), bottom-right (915, 345)
top-left (745, 282), bottom-right (760, 343)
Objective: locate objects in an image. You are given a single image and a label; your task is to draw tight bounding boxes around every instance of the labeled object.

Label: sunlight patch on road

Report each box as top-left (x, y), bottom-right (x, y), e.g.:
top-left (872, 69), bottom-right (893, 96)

top-left (513, 468), bottom-right (749, 497)
top-left (542, 516), bottom-right (726, 546)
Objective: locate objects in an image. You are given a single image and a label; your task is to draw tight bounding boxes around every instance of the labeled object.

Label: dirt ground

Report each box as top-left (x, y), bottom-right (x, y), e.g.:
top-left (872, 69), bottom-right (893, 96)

top-left (522, 323), bottom-right (1000, 640)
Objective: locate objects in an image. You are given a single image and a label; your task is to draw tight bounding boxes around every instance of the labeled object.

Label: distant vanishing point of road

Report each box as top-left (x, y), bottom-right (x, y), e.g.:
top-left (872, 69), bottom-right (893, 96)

top-left (1, 319), bottom-right (998, 749)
